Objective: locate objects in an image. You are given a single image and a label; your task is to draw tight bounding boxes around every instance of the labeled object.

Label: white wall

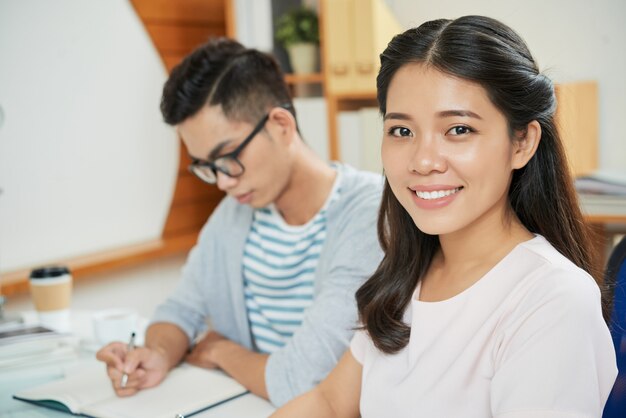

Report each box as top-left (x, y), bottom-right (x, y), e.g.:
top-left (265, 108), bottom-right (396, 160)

top-left (0, 0), bottom-right (179, 273)
top-left (386, 0), bottom-right (626, 171)
top-left (233, 0), bottom-right (274, 52)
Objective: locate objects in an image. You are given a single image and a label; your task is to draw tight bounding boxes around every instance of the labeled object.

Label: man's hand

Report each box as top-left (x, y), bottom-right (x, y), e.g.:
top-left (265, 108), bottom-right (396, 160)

top-left (185, 331), bottom-right (228, 369)
top-left (96, 342), bottom-right (170, 397)
top-left (185, 331), bottom-right (270, 400)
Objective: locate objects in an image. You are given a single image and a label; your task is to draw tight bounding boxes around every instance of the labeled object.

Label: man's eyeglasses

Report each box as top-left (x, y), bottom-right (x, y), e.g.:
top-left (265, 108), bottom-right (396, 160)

top-left (189, 105), bottom-right (291, 184)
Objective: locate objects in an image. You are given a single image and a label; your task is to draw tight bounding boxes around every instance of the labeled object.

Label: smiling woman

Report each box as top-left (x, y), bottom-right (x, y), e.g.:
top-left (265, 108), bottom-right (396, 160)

top-left (272, 15), bottom-right (617, 418)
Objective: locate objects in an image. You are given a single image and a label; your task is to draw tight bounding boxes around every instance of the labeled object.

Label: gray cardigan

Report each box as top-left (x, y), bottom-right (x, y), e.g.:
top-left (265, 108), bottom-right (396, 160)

top-left (151, 164), bottom-right (384, 406)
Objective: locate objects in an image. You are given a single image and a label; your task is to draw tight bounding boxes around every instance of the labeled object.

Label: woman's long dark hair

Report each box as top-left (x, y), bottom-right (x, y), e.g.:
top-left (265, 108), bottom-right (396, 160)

top-left (356, 15), bottom-right (598, 354)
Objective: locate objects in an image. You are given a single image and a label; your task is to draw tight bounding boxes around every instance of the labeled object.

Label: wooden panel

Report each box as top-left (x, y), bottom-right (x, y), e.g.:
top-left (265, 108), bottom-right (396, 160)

top-left (163, 199), bottom-right (221, 238)
top-left (133, 0), bottom-right (228, 245)
top-left (178, 145), bottom-right (193, 173)
top-left (145, 23), bottom-right (225, 55)
top-left (131, 0), bottom-right (225, 24)
top-left (224, 0), bottom-right (236, 39)
top-left (172, 172), bottom-right (223, 203)
top-left (162, 52), bottom-right (187, 72)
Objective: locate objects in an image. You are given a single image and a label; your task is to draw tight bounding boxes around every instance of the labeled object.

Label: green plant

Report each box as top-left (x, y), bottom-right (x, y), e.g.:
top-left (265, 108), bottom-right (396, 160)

top-left (275, 6), bottom-right (319, 47)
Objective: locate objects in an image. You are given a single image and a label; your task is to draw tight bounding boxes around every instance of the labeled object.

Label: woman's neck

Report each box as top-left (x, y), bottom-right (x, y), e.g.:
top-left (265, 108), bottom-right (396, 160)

top-left (439, 212), bottom-right (532, 268)
top-left (419, 205), bottom-right (533, 302)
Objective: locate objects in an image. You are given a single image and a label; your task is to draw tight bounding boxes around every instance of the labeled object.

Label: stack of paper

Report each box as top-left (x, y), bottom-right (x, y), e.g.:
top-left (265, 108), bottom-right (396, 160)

top-left (575, 170), bottom-right (626, 217)
top-left (0, 325), bottom-right (79, 370)
top-left (575, 170), bottom-right (626, 196)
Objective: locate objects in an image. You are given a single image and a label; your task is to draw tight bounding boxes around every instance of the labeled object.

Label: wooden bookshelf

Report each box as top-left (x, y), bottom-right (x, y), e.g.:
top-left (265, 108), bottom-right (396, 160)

top-left (284, 73), bottom-right (324, 85)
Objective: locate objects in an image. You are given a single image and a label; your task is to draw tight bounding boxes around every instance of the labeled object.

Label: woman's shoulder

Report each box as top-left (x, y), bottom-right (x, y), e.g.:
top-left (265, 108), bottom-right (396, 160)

top-left (507, 235), bottom-right (601, 311)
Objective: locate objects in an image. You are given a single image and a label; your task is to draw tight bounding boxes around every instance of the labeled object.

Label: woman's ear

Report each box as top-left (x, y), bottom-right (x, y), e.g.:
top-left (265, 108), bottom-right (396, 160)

top-left (512, 120), bottom-right (541, 169)
top-left (268, 106), bottom-right (297, 145)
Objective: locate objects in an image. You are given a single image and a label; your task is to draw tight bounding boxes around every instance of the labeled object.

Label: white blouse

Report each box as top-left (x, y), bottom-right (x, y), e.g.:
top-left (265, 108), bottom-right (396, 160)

top-left (351, 235), bottom-right (617, 418)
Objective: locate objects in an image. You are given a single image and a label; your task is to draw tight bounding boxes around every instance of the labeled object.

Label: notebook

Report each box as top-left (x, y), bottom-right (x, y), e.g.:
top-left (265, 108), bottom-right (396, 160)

top-left (13, 362), bottom-right (248, 418)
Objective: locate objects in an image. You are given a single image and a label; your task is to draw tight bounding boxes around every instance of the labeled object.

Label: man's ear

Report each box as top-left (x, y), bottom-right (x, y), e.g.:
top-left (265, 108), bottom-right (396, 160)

top-left (268, 106), bottom-right (297, 145)
top-left (512, 120), bottom-right (541, 169)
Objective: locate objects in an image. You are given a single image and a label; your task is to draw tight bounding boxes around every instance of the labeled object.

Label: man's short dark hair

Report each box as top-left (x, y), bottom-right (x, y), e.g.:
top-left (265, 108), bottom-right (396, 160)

top-left (160, 37), bottom-right (295, 125)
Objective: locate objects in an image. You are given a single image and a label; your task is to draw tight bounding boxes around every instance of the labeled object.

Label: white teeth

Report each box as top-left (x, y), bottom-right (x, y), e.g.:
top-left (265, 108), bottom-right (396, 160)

top-left (415, 187), bottom-right (461, 200)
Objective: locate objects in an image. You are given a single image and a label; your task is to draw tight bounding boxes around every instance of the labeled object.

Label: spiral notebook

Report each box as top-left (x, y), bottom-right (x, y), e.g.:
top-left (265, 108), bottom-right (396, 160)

top-left (13, 362), bottom-right (248, 418)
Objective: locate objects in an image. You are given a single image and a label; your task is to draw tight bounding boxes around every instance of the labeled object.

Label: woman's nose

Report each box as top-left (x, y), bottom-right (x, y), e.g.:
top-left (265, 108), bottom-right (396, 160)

top-left (408, 136), bottom-right (447, 175)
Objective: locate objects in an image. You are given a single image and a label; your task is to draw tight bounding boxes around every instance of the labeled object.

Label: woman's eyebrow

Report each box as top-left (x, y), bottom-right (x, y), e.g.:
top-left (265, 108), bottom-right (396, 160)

top-left (436, 109), bottom-right (482, 120)
top-left (383, 112), bottom-right (412, 121)
top-left (384, 110), bottom-right (483, 121)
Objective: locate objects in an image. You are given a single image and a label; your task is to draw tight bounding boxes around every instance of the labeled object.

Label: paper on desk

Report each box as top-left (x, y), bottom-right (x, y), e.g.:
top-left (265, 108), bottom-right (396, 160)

top-left (0, 328), bottom-right (80, 370)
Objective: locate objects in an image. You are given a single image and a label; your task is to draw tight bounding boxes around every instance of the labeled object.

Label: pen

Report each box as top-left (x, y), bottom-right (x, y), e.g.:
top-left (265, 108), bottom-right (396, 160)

top-left (120, 331), bottom-right (136, 389)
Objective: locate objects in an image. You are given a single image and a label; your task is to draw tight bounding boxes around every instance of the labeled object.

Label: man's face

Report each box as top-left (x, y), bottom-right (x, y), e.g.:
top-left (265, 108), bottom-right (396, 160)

top-left (177, 105), bottom-right (293, 208)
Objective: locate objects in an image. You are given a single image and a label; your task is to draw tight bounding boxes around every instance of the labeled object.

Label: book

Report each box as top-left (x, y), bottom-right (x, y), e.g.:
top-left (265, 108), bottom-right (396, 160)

top-left (578, 193), bottom-right (626, 217)
top-left (13, 362), bottom-right (248, 418)
top-left (575, 170), bottom-right (626, 196)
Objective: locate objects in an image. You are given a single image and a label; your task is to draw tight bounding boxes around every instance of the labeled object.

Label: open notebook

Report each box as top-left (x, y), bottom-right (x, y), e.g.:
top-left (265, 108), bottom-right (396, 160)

top-left (13, 362), bottom-right (248, 418)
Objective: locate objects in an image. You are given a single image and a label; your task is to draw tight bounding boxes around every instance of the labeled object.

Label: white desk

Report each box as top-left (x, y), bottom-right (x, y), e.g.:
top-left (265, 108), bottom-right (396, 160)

top-left (0, 310), bottom-right (275, 417)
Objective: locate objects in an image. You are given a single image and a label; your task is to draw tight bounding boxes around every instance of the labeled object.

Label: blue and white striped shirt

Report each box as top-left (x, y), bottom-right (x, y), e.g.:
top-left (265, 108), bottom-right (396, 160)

top-left (243, 175), bottom-right (341, 353)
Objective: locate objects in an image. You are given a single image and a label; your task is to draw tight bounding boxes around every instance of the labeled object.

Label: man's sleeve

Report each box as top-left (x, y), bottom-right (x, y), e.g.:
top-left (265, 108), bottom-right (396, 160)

top-left (149, 211), bottom-right (220, 345)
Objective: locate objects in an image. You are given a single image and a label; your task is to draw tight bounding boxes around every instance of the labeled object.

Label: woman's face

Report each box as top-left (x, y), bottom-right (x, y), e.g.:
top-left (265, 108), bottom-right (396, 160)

top-left (382, 63), bottom-right (530, 237)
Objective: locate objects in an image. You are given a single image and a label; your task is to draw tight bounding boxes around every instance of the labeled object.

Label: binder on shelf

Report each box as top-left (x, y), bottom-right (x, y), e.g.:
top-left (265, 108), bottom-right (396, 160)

top-left (352, 0), bottom-right (403, 93)
top-left (322, 0), bottom-right (403, 95)
top-left (555, 81), bottom-right (598, 177)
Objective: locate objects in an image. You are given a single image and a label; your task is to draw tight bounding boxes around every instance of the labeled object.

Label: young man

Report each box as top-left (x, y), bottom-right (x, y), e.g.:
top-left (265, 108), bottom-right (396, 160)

top-left (96, 38), bottom-right (383, 406)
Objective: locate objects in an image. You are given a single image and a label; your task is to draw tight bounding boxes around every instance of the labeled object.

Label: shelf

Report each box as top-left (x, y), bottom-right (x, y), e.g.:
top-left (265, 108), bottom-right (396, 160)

top-left (0, 232), bottom-right (199, 297)
top-left (284, 73), bottom-right (324, 85)
top-left (332, 91), bottom-right (377, 101)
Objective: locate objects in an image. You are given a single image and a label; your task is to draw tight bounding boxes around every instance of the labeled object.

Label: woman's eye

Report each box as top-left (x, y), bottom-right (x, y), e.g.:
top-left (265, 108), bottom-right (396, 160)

top-left (389, 127), bottom-right (413, 137)
top-left (447, 125), bottom-right (473, 136)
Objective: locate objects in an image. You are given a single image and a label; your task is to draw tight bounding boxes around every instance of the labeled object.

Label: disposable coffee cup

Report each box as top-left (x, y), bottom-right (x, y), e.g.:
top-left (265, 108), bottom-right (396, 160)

top-left (29, 266), bottom-right (72, 332)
